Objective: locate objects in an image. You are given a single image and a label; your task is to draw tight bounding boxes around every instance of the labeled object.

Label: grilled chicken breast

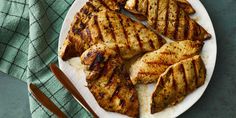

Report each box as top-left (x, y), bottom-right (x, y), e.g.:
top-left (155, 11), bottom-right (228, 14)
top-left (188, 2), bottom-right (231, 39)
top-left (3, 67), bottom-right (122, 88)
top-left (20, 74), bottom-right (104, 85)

top-left (125, 0), bottom-right (195, 16)
top-left (151, 55), bottom-right (206, 113)
top-left (125, 0), bottom-right (211, 41)
top-left (80, 44), bottom-right (139, 117)
top-left (60, 10), bottom-right (165, 60)
top-left (72, 0), bottom-right (125, 33)
top-left (129, 40), bottom-right (203, 84)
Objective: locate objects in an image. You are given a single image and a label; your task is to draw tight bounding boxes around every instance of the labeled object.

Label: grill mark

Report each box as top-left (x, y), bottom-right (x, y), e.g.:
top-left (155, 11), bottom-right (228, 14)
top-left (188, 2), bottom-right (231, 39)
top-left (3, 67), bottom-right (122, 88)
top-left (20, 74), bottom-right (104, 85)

top-left (79, 31), bottom-right (85, 42)
top-left (130, 94), bottom-right (135, 102)
top-left (106, 67), bottom-right (117, 86)
top-left (120, 99), bottom-right (126, 108)
top-left (146, 0), bottom-right (149, 17)
top-left (86, 28), bottom-right (92, 46)
top-left (171, 68), bottom-right (177, 90)
top-left (101, 56), bottom-right (111, 75)
top-left (134, 26), bottom-right (143, 50)
top-left (160, 51), bottom-right (176, 55)
top-left (154, 0), bottom-right (160, 30)
top-left (159, 76), bottom-right (164, 87)
top-left (157, 35), bottom-right (163, 47)
top-left (115, 44), bottom-right (121, 57)
top-left (118, 14), bottom-right (131, 49)
top-left (192, 60), bottom-right (198, 87)
top-left (135, 0), bottom-right (139, 11)
top-left (94, 15), bottom-right (104, 42)
top-left (180, 64), bottom-right (188, 94)
top-left (164, 0), bottom-right (170, 35)
top-left (98, 0), bottom-right (112, 10)
top-left (184, 14), bottom-right (189, 39)
top-left (86, 1), bottom-right (97, 12)
top-left (190, 20), bottom-right (195, 40)
top-left (146, 61), bottom-right (170, 66)
top-left (111, 86), bottom-right (121, 99)
top-left (106, 12), bottom-right (116, 42)
top-left (80, 7), bottom-right (89, 15)
top-left (93, 65), bottom-right (106, 81)
top-left (174, 3), bottom-right (180, 40)
top-left (149, 40), bottom-right (155, 49)
top-left (114, 0), bottom-right (118, 4)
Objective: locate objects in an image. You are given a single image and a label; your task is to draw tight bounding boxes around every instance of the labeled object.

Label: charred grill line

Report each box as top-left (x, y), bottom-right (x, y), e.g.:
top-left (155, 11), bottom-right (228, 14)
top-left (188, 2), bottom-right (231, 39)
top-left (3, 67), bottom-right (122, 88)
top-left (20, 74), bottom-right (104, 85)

top-left (98, 0), bottom-right (112, 10)
top-left (159, 76), bottom-right (164, 87)
top-left (192, 60), bottom-right (198, 87)
top-left (190, 20), bottom-right (195, 40)
top-left (171, 68), bottom-right (177, 90)
top-left (157, 34), bottom-right (163, 47)
top-left (174, 2), bottom-right (180, 40)
top-left (135, 0), bottom-right (139, 12)
top-left (94, 15), bottom-right (104, 42)
top-left (106, 12), bottom-right (117, 42)
top-left (86, 2), bottom-right (97, 12)
top-left (106, 67), bottom-right (117, 86)
top-left (154, 0), bottom-right (160, 30)
top-left (164, 0), bottom-right (170, 35)
top-left (146, 0), bottom-right (149, 17)
top-left (133, 25), bottom-right (143, 50)
top-left (184, 14), bottom-right (189, 39)
top-left (80, 7), bottom-right (89, 15)
top-left (146, 61), bottom-right (170, 66)
top-left (111, 86), bottom-right (121, 100)
top-left (149, 40), bottom-right (155, 49)
top-left (120, 99), bottom-right (126, 108)
top-left (86, 28), bottom-right (92, 46)
top-left (118, 14), bottom-right (131, 49)
top-left (180, 64), bottom-right (188, 94)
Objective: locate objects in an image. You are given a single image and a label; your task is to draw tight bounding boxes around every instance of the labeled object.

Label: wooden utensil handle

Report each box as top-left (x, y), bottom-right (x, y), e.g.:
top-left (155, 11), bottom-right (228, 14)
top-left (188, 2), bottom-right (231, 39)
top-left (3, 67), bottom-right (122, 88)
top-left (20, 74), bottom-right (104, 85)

top-left (29, 83), bottom-right (67, 118)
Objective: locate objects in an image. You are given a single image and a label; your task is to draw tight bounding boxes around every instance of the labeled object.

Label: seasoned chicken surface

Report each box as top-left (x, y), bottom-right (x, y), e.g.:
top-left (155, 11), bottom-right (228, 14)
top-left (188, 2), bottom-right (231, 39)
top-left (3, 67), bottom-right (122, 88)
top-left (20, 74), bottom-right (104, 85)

top-left (60, 10), bottom-right (165, 60)
top-left (60, 0), bottom-right (127, 60)
top-left (73, 0), bottom-right (125, 33)
top-left (80, 44), bottom-right (139, 117)
top-left (151, 55), bottom-right (206, 113)
top-left (176, 0), bottom-right (195, 14)
top-left (125, 0), bottom-right (211, 41)
top-left (125, 0), bottom-right (195, 16)
top-left (129, 40), bottom-right (203, 84)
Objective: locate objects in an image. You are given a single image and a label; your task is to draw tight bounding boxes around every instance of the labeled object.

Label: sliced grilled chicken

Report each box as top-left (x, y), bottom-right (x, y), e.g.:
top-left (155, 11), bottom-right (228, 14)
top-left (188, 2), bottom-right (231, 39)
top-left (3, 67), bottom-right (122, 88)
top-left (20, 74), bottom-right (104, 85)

top-left (60, 10), bottom-right (165, 60)
top-left (151, 55), bottom-right (206, 113)
top-left (125, 0), bottom-right (195, 17)
top-left (129, 40), bottom-right (203, 84)
top-left (80, 44), bottom-right (139, 117)
top-left (125, 0), bottom-right (211, 41)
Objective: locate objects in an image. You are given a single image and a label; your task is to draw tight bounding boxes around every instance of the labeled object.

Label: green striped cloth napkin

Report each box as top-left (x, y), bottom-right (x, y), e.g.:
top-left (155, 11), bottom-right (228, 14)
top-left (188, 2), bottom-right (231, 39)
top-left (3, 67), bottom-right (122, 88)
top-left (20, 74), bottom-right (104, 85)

top-left (0, 0), bottom-right (91, 117)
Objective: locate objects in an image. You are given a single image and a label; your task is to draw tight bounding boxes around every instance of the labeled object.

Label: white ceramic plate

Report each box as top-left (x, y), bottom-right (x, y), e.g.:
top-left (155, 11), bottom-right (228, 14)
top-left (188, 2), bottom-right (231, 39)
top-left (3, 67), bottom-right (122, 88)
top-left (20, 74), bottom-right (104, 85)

top-left (58, 0), bottom-right (217, 117)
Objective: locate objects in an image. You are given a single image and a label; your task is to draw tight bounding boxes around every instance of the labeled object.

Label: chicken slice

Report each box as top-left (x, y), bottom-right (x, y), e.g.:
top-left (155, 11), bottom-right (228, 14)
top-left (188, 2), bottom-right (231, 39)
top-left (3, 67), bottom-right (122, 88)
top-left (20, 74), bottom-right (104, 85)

top-left (80, 44), bottom-right (139, 117)
top-left (60, 10), bottom-right (165, 60)
top-left (125, 0), bottom-right (211, 41)
top-left (125, 0), bottom-right (195, 17)
top-left (151, 55), bottom-right (206, 113)
top-left (129, 40), bottom-right (203, 84)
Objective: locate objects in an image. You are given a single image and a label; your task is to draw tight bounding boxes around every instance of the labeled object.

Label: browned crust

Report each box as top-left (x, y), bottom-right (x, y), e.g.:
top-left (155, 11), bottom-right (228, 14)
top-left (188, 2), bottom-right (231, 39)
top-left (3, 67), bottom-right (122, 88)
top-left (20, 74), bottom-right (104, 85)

top-left (124, 0), bottom-right (211, 41)
top-left (151, 55), bottom-right (206, 114)
top-left (60, 10), bottom-right (165, 61)
top-left (81, 44), bottom-right (139, 117)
